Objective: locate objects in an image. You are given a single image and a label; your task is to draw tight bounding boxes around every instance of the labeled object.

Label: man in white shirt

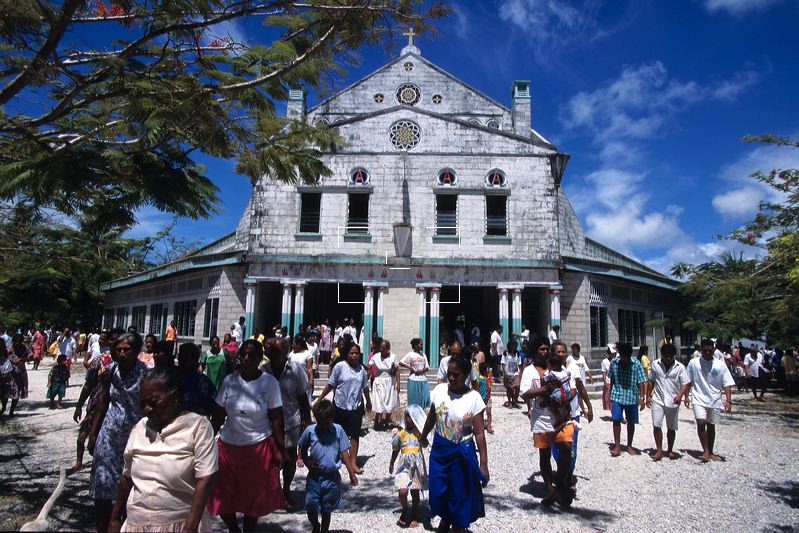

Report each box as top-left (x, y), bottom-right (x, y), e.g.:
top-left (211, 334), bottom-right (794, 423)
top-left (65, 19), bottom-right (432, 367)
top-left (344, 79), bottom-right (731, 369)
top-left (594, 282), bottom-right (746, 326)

top-left (646, 343), bottom-right (688, 461)
top-left (566, 343), bottom-right (594, 385)
top-left (520, 324), bottom-right (530, 343)
top-left (548, 325), bottom-right (560, 345)
top-left (57, 328), bottom-right (77, 361)
top-left (453, 323), bottom-right (465, 346)
top-left (744, 345), bottom-right (766, 401)
top-left (490, 325), bottom-right (505, 377)
top-left (470, 321), bottom-right (481, 345)
top-left (342, 318), bottom-right (357, 340)
top-left (231, 319), bottom-right (243, 343)
top-left (676, 338), bottom-right (735, 462)
top-left (436, 341), bottom-right (478, 391)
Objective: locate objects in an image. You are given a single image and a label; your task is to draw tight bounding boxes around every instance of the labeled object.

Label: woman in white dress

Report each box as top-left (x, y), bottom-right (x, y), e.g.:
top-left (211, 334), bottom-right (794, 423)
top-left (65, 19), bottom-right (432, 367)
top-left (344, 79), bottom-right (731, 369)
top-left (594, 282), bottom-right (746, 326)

top-left (367, 339), bottom-right (399, 429)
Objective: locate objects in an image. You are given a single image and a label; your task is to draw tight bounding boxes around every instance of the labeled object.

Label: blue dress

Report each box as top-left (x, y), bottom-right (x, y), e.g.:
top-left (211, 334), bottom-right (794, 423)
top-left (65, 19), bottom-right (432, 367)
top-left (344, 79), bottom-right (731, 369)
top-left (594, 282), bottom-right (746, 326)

top-left (89, 360), bottom-right (146, 499)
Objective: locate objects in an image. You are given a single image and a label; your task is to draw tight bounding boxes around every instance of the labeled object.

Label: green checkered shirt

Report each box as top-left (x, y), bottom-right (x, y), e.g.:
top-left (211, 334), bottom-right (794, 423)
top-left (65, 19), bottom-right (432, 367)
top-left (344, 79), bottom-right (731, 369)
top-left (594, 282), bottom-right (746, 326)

top-left (609, 357), bottom-right (647, 405)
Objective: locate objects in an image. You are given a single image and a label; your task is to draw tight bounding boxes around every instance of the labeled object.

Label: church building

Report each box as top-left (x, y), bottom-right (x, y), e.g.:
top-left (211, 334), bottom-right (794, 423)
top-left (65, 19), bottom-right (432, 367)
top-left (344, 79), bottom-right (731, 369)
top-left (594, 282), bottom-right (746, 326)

top-left (101, 39), bottom-right (683, 366)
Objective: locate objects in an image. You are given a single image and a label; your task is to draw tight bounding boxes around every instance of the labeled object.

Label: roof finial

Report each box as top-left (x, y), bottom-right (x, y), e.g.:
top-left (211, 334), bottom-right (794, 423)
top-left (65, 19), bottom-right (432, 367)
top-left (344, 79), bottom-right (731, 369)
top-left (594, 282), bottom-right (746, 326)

top-left (401, 26), bottom-right (420, 56)
top-left (403, 27), bottom-right (416, 47)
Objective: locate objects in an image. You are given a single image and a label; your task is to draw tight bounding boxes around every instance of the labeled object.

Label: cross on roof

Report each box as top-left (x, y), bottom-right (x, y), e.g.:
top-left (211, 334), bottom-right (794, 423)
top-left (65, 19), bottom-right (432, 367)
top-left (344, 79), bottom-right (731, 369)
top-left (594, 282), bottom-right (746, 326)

top-left (402, 27), bottom-right (416, 47)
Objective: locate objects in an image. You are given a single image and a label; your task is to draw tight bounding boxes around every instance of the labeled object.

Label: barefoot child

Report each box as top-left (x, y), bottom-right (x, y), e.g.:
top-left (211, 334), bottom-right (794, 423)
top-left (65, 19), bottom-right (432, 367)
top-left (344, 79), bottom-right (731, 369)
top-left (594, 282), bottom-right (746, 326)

top-left (47, 354), bottom-right (70, 409)
top-left (477, 363), bottom-right (494, 434)
top-left (389, 405), bottom-right (429, 528)
top-left (299, 399), bottom-right (359, 533)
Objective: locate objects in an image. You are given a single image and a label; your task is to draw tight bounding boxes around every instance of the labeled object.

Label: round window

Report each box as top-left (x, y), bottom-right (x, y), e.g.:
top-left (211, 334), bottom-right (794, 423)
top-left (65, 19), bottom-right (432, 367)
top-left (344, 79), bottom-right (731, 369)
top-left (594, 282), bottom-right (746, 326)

top-left (389, 120), bottom-right (421, 150)
top-left (374, 93), bottom-right (384, 103)
top-left (396, 83), bottom-right (421, 106)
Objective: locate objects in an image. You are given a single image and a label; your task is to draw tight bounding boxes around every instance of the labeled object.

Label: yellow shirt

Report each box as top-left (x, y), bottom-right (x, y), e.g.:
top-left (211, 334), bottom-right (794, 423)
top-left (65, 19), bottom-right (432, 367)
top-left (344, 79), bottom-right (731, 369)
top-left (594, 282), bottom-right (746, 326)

top-left (122, 412), bottom-right (218, 527)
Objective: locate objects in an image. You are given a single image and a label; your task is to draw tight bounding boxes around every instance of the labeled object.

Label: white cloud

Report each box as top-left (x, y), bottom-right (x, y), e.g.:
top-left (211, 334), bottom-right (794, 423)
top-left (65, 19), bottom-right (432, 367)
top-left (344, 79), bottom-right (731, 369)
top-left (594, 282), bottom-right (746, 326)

top-left (701, 0), bottom-right (781, 15)
top-left (497, 0), bottom-right (605, 61)
top-left (711, 141), bottom-right (799, 219)
top-left (562, 61), bottom-right (761, 154)
top-left (644, 239), bottom-right (761, 275)
top-left (451, 3), bottom-right (472, 41)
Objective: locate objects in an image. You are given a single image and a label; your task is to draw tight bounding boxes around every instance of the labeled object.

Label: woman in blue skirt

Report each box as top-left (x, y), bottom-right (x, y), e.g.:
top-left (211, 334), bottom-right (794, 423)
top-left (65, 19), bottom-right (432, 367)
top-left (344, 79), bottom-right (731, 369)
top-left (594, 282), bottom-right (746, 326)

top-left (421, 355), bottom-right (489, 532)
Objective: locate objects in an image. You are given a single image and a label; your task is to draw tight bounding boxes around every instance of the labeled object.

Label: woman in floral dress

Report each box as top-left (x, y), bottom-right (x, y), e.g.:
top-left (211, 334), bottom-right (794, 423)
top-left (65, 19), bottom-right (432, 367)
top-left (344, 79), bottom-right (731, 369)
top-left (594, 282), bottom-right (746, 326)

top-left (88, 332), bottom-right (147, 533)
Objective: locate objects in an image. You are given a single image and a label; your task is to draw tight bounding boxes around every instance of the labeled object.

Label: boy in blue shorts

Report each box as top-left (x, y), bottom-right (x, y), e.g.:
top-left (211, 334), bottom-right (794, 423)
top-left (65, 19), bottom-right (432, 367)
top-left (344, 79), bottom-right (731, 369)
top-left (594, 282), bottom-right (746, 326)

top-left (299, 399), bottom-right (359, 533)
top-left (609, 342), bottom-right (648, 457)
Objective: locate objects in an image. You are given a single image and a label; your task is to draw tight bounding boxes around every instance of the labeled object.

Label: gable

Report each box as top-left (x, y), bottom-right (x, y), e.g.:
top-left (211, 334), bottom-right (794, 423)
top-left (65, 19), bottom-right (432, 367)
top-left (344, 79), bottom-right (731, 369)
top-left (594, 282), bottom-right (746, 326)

top-left (327, 105), bottom-right (554, 155)
top-left (308, 52), bottom-right (512, 129)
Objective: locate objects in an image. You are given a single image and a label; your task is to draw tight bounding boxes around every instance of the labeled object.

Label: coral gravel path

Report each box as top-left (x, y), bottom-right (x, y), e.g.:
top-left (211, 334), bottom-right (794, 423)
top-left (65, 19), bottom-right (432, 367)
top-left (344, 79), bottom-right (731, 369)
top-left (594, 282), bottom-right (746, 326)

top-left (2, 359), bottom-right (798, 532)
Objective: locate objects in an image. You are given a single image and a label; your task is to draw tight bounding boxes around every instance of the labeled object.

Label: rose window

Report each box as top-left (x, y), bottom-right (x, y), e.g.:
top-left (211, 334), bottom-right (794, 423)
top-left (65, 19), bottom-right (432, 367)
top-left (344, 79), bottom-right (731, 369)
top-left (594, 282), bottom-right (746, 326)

top-left (396, 83), bottom-right (421, 105)
top-left (404, 62), bottom-right (414, 71)
top-left (389, 120), bottom-right (421, 150)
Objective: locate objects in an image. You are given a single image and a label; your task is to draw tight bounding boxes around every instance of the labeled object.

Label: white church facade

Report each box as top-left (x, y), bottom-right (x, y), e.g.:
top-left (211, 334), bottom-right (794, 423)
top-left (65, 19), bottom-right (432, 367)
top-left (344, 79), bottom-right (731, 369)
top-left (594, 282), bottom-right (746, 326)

top-left (101, 42), bottom-right (683, 366)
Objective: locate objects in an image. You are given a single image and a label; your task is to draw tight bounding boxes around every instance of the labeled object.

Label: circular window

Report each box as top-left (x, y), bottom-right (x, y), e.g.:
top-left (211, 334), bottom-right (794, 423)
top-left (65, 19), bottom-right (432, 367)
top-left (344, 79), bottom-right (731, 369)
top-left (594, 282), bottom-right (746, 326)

top-left (486, 119), bottom-right (500, 130)
top-left (396, 83), bottom-right (421, 106)
top-left (374, 93), bottom-right (384, 103)
top-left (404, 62), bottom-right (414, 71)
top-left (389, 120), bottom-right (421, 150)
top-left (468, 118), bottom-right (481, 125)
top-left (350, 167), bottom-right (369, 185)
top-left (437, 168), bottom-right (457, 186)
top-left (486, 169), bottom-right (506, 187)
top-left (313, 117), bottom-right (329, 127)
top-left (432, 94), bottom-right (442, 104)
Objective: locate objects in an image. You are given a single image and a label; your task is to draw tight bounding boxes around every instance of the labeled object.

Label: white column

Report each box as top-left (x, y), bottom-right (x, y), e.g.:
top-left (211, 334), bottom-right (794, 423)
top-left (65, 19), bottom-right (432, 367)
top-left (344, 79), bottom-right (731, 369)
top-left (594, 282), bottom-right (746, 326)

top-left (293, 284), bottom-right (305, 336)
top-left (417, 287), bottom-right (427, 350)
top-left (549, 288), bottom-right (561, 329)
top-left (362, 286), bottom-right (374, 362)
top-left (429, 287), bottom-right (441, 368)
top-left (511, 288), bottom-right (522, 338)
top-left (281, 283), bottom-right (293, 330)
top-left (244, 282), bottom-right (256, 341)
top-left (375, 286), bottom-right (386, 337)
top-left (499, 288), bottom-right (509, 345)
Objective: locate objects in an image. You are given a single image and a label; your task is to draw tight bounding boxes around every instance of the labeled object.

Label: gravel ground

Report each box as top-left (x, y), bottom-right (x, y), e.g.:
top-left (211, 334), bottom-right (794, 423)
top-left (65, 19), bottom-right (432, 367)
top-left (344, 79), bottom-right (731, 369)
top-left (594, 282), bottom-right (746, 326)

top-left (2, 360), bottom-right (798, 532)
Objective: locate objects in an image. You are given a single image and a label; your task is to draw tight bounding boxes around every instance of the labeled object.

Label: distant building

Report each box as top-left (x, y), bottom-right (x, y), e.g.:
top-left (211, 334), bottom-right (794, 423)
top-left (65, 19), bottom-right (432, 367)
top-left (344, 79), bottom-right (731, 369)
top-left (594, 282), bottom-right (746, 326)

top-left (101, 42), bottom-right (682, 365)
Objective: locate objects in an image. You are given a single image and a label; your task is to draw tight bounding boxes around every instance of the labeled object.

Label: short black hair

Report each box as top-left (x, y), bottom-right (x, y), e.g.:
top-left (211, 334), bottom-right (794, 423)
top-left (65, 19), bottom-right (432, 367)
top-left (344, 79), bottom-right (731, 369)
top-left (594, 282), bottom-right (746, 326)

top-left (411, 337), bottom-right (423, 350)
top-left (142, 365), bottom-right (181, 395)
top-left (618, 342), bottom-right (633, 357)
top-left (700, 338), bottom-right (715, 348)
top-left (570, 343), bottom-right (580, 350)
top-left (116, 331), bottom-right (143, 354)
top-left (661, 343), bottom-right (677, 357)
top-left (448, 353), bottom-right (471, 376)
top-left (313, 398), bottom-right (335, 420)
top-left (478, 362), bottom-right (490, 375)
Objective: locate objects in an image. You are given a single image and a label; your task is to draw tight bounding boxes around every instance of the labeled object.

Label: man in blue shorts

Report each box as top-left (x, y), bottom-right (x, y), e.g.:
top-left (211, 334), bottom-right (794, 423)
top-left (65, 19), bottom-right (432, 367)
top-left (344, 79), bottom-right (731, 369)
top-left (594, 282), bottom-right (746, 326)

top-left (609, 342), bottom-right (647, 457)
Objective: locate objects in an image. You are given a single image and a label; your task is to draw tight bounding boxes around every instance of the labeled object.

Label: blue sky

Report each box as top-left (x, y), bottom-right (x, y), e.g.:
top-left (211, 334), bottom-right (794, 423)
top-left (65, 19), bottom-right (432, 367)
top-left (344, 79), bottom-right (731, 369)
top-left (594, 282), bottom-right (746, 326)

top-left (136, 0), bottom-right (799, 274)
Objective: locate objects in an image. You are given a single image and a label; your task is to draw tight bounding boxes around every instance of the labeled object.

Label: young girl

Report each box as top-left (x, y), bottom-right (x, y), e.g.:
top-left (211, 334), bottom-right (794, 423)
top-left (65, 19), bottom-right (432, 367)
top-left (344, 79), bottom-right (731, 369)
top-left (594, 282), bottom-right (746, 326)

top-left (47, 354), bottom-right (70, 409)
top-left (389, 405), bottom-right (429, 528)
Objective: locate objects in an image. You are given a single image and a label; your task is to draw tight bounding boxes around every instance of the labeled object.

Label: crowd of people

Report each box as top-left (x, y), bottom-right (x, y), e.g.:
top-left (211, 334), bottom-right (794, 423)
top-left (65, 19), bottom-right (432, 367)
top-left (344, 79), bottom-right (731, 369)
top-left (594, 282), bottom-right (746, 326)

top-left (1, 320), bottom-right (798, 532)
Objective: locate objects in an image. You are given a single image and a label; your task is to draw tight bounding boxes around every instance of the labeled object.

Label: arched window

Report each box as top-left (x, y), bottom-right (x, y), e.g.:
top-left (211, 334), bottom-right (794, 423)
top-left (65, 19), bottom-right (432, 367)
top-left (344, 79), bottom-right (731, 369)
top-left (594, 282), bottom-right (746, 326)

top-left (468, 118), bottom-right (481, 126)
top-left (350, 167), bottom-right (369, 185)
top-left (437, 168), bottom-right (457, 186)
top-left (486, 168), bottom-right (506, 187)
top-left (486, 119), bottom-right (500, 130)
top-left (313, 117), bottom-right (329, 127)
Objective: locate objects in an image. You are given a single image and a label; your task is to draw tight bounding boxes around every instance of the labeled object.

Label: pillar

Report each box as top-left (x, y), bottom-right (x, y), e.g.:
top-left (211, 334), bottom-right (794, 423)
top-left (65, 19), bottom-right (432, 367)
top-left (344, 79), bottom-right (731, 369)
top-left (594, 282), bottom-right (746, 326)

top-left (281, 283), bottom-right (293, 332)
top-left (244, 281), bottom-right (256, 342)
top-left (362, 285), bottom-right (374, 363)
top-left (549, 288), bottom-right (561, 329)
top-left (511, 288), bottom-right (522, 340)
top-left (375, 286), bottom-right (386, 338)
top-left (499, 288), bottom-right (509, 345)
top-left (429, 287), bottom-right (441, 368)
top-left (417, 287), bottom-right (427, 355)
top-left (293, 284), bottom-right (305, 336)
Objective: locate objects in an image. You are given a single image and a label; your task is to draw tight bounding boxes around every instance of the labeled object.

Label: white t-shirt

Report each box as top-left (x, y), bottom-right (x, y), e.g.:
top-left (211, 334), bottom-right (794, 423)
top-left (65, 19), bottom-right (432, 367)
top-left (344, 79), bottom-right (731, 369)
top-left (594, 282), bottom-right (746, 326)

top-left (548, 329), bottom-right (558, 344)
top-left (649, 360), bottom-right (688, 407)
top-left (454, 328), bottom-right (465, 346)
top-left (216, 372), bottom-right (283, 446)
top-left (232, 323), bottom-right (243, 343)
top-left (401, 352), bottom-right (429, 382)
top-left (520, 365), bottom-right (554, 434)
top-left (437, 355), bottom-right (477, 385)
top-left (685, 357), bottom-right (735, 409)
top-left (333, 327), bottom-right (343, 343)
top-left (601, 358), bottom-right (612, 384)
top-left (520, 329), bottom-right (530, 342)
top-left (289, 350), bottom-right (313, 368)
top-left (306, 342), bottom-right (320, 369)
top-left (490, 330), bottom-right (504, 357)
top-left (744, 353), bottom-right (762, 378)
top-left (342, 325), bottom-right (357, 339)
top-left (501, 352), bottom-right (521, 376)
top-left (693, 349), bottom-right (724, 361)
top-left (566, 354), bottom-right (589, 382)
top-left (429, 383), bottom-right (485, 443)
top-left (564, 363), bottom-right (581, 417)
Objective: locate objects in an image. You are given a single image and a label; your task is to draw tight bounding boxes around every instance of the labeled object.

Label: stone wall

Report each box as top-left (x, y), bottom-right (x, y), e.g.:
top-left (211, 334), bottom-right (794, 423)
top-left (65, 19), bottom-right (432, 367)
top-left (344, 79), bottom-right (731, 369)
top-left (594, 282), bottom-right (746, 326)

top-left (560, 271), bottom-right (591, 352)
top-left (381, 285), bottom-right (419, 356)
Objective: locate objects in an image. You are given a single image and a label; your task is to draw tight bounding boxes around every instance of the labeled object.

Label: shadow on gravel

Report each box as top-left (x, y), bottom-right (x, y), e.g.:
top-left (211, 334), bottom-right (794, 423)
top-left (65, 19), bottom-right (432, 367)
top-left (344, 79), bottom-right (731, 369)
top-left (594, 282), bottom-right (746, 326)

top-left (761, 524), bottom-right (799, 533)
top-left (506, 474), bottom-right (615, 527)
top-left (340, 475), bottom-right (433, 530)
top-left (760, 480), bottom-right (799, 509)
